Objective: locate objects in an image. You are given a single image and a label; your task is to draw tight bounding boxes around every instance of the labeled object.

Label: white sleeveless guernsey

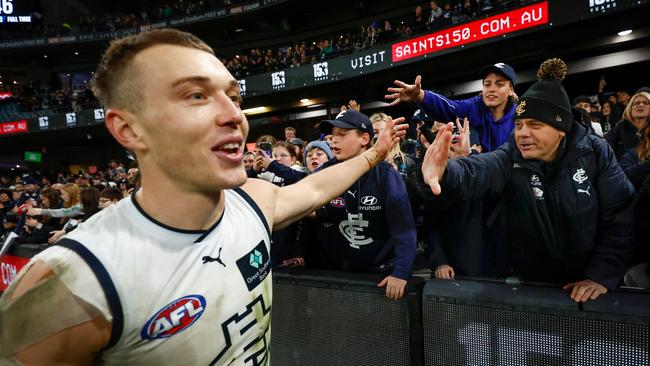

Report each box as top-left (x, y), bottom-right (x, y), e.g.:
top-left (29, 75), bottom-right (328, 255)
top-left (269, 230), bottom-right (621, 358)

top-left (32, 188), bottom-right (272, 365)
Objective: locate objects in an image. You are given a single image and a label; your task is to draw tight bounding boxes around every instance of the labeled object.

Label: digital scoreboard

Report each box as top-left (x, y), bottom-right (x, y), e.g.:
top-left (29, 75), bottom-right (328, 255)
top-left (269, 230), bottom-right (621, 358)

top-left (0, 0), bottom-right (32, 23)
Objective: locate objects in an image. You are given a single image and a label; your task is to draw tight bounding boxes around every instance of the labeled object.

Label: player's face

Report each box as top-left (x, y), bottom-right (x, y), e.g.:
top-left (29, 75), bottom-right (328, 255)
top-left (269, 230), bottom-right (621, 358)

top-left (515, 118), bottom-right (565, 162)
top-left (330, 127), bottom-right (369, 161)
top-left (482, 73), bottom-right (513, 109)
top-left (131, 45), bottom-right (248, 192)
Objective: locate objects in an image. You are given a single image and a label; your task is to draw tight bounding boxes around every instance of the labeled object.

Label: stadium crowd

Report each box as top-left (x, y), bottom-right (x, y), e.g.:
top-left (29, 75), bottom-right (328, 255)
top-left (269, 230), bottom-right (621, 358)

top-left (1, 160), bottom-right (139, 246)
top-left (3, 58), bottom-right (648, 302)
top-left (0, 0), bottom-right (538, 122)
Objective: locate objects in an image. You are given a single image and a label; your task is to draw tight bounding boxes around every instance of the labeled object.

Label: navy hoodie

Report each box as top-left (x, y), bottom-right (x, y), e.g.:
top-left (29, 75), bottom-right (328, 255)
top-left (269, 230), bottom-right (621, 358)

top-left (315, 160), bottom-right (416, 280)
top-left (419, 92), bottom-right (516, 152)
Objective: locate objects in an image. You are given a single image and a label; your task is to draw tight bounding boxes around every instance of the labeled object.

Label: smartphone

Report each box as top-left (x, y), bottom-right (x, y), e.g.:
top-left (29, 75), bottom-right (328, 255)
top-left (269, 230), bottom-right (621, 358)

top-left (257, 142), bottom-right (272, 156)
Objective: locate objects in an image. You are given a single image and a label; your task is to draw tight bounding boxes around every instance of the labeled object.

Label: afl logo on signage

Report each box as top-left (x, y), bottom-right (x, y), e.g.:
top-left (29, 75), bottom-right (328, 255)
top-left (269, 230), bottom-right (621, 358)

top-left (361, 196), bottom-right (378, 205)
top-left (141, 295), bottom-right (206, 340)
top-left (330, 197), bottom-right (346, 208)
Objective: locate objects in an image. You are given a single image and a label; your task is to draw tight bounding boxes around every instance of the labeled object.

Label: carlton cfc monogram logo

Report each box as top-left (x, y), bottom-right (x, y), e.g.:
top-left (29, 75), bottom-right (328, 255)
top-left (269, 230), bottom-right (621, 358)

top-left (573, 168), bottom-right (588, 184)
top-left (339, 213), bottom-right (373, 249)
top-left (516, 100), bottom-right (526, 115)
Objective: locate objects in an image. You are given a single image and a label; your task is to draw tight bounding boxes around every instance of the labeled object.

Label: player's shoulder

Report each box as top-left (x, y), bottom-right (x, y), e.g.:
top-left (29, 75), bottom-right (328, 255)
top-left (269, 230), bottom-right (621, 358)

top-left (240, 178), bottom-right (277, 203)
top-left (238, 179), bottom-right (277, 227)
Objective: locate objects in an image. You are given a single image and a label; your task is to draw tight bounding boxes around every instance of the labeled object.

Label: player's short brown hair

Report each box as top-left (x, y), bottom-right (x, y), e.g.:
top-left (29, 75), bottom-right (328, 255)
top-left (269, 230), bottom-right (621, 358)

top-left (91, 28), bottom-right (214, 111)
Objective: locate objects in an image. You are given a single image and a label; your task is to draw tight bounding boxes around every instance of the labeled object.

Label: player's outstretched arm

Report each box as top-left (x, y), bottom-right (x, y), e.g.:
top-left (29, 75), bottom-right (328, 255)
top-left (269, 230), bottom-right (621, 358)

top-left (0, 261), bottom-right (111, 365)
top-left (270, 118), bottom-right (408, 230)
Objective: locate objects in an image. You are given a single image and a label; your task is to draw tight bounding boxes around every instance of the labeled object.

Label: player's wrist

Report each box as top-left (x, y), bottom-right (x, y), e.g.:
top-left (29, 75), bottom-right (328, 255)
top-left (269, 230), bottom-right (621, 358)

top-left (361, 148), bottom-right (382, 169)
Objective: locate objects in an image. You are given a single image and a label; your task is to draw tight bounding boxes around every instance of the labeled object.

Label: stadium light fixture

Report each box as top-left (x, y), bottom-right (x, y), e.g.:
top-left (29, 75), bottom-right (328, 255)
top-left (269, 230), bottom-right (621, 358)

top-left (43, 54), bottom-right (47, 58)
top-left (74, 51), bottom-right (79, 55)
top-left (242, 106), bottom-right (269, 115)
top-left (617, 29), bottom-right (632, 36)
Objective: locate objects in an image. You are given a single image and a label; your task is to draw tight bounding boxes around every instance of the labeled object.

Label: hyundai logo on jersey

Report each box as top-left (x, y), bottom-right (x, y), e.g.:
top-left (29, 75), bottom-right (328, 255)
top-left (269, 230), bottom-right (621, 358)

top-left (141, 295), bottom-right (206, 340)
top-left (361, 196), bottom-right (378, 205)
top-left (330, 197), bottom-right (346, 208)
top-left (237, 240), bottom-right (271, 291)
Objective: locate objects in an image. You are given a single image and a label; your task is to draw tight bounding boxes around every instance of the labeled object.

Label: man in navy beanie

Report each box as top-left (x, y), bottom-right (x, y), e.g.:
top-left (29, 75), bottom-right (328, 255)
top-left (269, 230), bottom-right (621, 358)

top-left (421, 58), bottom-right (635, 302)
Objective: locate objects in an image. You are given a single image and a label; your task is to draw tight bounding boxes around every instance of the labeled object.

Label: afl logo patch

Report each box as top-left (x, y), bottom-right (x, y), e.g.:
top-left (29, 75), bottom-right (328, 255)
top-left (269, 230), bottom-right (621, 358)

top-left (141, 295), bottom-right (206, 340)
top-left (330, 197), bottom-right (346, 208)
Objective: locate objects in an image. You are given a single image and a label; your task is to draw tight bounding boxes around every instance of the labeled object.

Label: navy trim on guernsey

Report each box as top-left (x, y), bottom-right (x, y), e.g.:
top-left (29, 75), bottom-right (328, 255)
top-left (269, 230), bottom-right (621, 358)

top-left (232, 188), bottom-right (271, 237)
top-left (57, 238), bottom-right (124, 350)
top-left (130, 191), bottom-right (205, 234)
top-left (194, 207), bottom-right (226, 243)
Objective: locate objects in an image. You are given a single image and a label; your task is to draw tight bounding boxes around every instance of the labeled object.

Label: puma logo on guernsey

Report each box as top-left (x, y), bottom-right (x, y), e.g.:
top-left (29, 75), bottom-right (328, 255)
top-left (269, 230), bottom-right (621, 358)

top-left (202, 247), bottom-right (226, 267)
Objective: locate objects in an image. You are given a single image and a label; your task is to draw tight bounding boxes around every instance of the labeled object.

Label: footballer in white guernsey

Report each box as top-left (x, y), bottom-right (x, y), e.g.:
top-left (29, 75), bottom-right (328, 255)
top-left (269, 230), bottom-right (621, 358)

top-left (0, 29), bottom-right (407, 365)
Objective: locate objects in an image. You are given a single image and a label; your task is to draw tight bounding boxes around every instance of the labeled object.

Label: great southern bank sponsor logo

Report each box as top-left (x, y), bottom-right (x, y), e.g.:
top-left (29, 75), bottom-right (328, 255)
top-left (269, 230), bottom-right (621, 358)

top-left (236, 240), bottom-right (271, 291)
top-left (140, 294), bottom-right (206, 340)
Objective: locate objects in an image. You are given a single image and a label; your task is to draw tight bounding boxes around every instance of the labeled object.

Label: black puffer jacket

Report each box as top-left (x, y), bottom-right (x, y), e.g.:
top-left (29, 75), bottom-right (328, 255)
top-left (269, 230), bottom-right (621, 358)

top-left (605, 119), bottom-right (642, 161)
top-left (442, 122), bottom-right (636, 289)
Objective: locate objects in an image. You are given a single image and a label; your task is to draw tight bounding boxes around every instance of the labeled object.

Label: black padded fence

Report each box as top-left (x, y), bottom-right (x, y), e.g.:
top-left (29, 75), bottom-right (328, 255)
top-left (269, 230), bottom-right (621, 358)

top-left (422, 279), bottom-right (650, 366)
top-left (271, 269), bottom-right (425, 366)
top-left (3, 246), bottom-right (650, 366)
